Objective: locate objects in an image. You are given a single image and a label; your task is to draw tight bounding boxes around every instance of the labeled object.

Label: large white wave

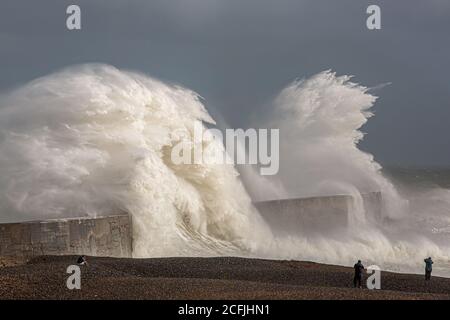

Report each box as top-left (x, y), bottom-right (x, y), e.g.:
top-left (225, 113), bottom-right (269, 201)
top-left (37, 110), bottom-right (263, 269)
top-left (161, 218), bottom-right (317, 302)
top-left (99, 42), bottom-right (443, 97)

top-left (263, 72), bottom-right (401, 206)
top-left (0, 64), bottom-right (270, 257)
top-left (0, 64), bottom-right (449, 275)
top-left (255, 71), bottom-right (450, 275)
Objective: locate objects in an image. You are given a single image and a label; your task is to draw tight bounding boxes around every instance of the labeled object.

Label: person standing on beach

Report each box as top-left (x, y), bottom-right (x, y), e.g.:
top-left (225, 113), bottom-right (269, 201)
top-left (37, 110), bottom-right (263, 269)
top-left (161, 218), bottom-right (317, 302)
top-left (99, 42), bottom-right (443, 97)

top-left (77, 255), bottom-right (88, 266)
top-left (424, 257), bottom-right (433, 280)
top-left (353, 260), bottom-right (365, 288)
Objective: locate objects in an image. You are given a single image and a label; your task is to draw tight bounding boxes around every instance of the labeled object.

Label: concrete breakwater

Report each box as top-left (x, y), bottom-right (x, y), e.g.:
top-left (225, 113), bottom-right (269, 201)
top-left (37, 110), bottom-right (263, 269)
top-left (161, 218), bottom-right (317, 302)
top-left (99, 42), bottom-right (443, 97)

top-left (0, 214), bottom-right (132, 257)
top-left (254, 192), bottom-right (382, 235)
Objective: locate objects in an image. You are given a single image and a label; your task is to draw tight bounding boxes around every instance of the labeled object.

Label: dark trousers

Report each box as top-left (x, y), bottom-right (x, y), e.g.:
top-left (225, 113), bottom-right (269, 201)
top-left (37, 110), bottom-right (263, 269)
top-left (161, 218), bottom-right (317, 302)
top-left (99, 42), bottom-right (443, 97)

top-left (425, 270), bottom-right (432, 280)
top-left (354, 274), bottom-right (363, 288)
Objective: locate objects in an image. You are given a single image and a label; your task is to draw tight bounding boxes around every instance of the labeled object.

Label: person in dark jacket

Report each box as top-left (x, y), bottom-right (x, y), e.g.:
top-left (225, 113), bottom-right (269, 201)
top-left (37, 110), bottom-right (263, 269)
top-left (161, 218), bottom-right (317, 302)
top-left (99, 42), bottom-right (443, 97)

top-left (77, 255), bottom-right (88, 266)
top-left (353, 260), bottom-right (365, 288)
top-left (424, 257), bottom-right (433, 280)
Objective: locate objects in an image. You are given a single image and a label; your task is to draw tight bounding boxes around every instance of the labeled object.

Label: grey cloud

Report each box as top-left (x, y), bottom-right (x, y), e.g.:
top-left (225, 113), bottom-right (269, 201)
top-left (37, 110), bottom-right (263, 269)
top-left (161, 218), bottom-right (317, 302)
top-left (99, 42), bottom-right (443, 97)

top-left (0, 0), bottom-right (449, 166)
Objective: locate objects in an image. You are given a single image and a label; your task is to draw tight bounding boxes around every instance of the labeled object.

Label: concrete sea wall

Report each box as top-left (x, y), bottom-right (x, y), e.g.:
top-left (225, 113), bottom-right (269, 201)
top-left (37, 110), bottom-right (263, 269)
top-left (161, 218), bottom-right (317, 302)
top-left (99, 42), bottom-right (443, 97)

top-left (0, 193), bottom-right (382, 257)
top-left (255, 195), bottom-right (352, 235)
top-left (0, 214), bottom-right (132, 257)
top-left (254, 192), bottom-right (382, 235)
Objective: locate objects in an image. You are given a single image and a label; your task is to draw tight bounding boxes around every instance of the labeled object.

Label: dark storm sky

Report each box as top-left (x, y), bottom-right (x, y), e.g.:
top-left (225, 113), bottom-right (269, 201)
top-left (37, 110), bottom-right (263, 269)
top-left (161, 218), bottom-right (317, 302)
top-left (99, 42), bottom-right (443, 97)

top-left (0, 0), bottom-right (449, 166)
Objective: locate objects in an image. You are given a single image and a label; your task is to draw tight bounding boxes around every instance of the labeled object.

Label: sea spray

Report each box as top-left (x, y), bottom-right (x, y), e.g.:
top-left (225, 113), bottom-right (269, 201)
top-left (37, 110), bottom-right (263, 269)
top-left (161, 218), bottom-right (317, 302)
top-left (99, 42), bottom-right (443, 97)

top-left (0, 64), bottom-right (271, 257)
top-left (254, 71), bottom-right (450, 274)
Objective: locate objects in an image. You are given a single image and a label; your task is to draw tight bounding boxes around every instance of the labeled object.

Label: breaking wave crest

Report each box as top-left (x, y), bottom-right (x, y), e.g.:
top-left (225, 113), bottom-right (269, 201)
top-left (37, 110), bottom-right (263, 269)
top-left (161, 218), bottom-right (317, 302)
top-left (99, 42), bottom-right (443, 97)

top-left (0, 64), bottom-right (270, 257)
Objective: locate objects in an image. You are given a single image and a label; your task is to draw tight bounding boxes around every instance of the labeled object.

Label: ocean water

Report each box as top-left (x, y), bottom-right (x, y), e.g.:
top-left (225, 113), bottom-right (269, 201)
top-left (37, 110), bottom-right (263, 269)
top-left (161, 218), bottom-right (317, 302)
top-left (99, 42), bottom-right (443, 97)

top-left (384, 167), bottom-right (450, 191)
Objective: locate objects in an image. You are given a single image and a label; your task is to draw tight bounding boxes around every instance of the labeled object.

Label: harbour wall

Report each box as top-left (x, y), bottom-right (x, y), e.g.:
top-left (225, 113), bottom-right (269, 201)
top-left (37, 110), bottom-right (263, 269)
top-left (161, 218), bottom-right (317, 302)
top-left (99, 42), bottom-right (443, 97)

top-left (0, 214), bottom-right (132, 257)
